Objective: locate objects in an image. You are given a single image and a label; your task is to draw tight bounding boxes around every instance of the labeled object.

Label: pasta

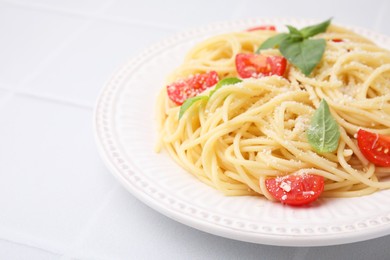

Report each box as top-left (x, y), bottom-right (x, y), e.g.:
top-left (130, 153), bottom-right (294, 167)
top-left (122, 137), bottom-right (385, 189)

top-left (156, 23), bottom-right (390, 204)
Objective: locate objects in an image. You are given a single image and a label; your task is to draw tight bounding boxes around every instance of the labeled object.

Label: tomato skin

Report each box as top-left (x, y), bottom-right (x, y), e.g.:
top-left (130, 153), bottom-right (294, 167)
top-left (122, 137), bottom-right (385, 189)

top-left (265, 174), bottom-right (324, 206)
top-left (357, 129), bottom-right (390, 167)
top-left (267, 56), bottom-right (287, 76)
top-left (246, 25), bottom-right (276, 32)
top-left (332, 38), bottom-right (343, 42)
top-left (166, 71), bottom-right (219, 105)
top-left (235, 53), bottom-right (287, 79)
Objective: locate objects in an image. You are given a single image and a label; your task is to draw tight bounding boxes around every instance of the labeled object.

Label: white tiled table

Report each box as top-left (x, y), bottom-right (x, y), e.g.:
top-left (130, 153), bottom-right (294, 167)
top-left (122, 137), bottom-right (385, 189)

top-left (1, 0), bottom-right (390, 259)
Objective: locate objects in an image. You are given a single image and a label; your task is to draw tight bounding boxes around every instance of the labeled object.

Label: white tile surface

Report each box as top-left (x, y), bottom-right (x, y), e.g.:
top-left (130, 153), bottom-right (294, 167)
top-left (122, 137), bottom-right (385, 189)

top-left (7, 0), bottom-right (110, 13)
top-left (0, 89), bottom-right (12, 103)
top-left (0, 2), bottom-right (88, 88)
top-left (0, 95), bottom-right (117, 252)
top-left (61, 187), bottom-right (302, 260)
top-left (103, 0), bottom-right (241, 29)
top-left (0, 0), bottom-right (390, 259)
top-left (24, 19), bottom-right (173, 106)
top-left (240, 0), bottom-right (390, 34)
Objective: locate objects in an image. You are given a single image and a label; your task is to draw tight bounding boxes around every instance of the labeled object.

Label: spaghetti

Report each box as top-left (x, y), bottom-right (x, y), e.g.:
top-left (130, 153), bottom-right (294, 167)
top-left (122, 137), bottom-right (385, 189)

top-left (156, 23), bottom-right (390, 204)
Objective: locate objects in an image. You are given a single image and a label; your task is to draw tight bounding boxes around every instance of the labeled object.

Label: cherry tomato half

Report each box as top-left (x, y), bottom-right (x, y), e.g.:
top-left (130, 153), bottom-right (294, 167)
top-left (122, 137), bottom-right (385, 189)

top-left (265, 173), bottom-right (324, 206)
top-left (166, 71), bottom-right (219, 105)
top-left (235, 53), bottom-right (287, 79)
top-left (357, 129), bottom-right (390, 167)
top-left (246, 25), bottom-right (276, 32)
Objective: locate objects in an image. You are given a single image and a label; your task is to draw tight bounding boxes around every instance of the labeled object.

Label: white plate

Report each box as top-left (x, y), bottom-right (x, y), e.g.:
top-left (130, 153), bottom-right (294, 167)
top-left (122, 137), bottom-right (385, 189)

top-left (94, 18), bottom-right (390, 246)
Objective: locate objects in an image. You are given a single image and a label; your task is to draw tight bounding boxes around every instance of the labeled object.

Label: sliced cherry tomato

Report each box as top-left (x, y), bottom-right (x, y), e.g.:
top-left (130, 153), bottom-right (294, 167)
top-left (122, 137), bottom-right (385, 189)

top-left (166, 71), bottom-right (219, 105)
top-left (265, 173), bottom-right (324, 206)
top-left (235, 53), bottom-right (287, 79)
top-left (246, 25), bottom-right (276, 32)
top-left (331, 38), bottom-right (343, 42)
top-left (357, 129), bottom-right (390, 167)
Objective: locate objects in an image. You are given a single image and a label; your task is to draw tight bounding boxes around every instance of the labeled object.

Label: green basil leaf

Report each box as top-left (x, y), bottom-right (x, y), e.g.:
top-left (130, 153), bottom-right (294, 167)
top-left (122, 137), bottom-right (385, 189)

top-left (300, 18), bottom-right (332, 39)
top-left (286, 25), bottom-right (303, 41)
top-left (256, 33), bottom-right (289, 53)
top-left (280, 38), bottom-right (326, 76)
top-left (179, 77), bottom-right (242, 119)
top-left (209, 77), bottom-right (242, 96)
top-left (257, 19), bottom-right (332, 76)
top-left (179, 95), bottom-right (208, 119)
top-left (307, 99), bottom-right (340, 153)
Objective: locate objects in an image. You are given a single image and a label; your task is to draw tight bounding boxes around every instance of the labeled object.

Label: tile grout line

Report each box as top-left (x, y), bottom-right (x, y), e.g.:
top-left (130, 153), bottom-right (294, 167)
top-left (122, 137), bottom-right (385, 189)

top-left (0, 237), bottom-right (62, 258)
top-left (0, 85), bottom-right (93, 110)
top-left (16, 90), bottom-right (93, 110)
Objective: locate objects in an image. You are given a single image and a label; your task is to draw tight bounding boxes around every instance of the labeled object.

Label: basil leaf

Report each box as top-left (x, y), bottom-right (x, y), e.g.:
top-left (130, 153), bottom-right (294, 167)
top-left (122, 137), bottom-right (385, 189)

top-left (256, 33), bottom-right (289, 53)
top-left (179, 95), bottom-right (208, 119)
top-left (307, 99), bottom-right (340, 153)
top-left (286, 25), bottom-right (303, 41)
top-left (256, 18), bottom-right (332, 76)
top-left (179, 77), bottom-right (242, 119)
top-left (280, 38), bottom-right (326, 76)
top-left (300, 18), bottom-right (332, 39)
top-left (209, 77), bottom-right (242, 96)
